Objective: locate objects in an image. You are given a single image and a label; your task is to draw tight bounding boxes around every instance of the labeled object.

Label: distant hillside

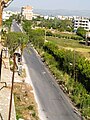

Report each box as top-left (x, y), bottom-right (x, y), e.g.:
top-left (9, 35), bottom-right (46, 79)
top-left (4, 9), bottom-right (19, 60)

top-left (5, 7), bottom-right (90, 17)
top-left (33, 9), bottom-right (90, 17)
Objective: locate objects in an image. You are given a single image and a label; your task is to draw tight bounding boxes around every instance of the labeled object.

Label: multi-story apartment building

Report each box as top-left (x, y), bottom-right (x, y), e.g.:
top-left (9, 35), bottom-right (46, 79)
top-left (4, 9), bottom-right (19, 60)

top-left (73, 16), bottom-right (90, 31)
top-left (21, 6), bottom-right (33, 20)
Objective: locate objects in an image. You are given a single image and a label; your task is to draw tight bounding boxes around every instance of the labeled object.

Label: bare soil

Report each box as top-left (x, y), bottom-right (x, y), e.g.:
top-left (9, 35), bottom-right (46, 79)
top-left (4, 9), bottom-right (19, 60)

top-left (13, 82), bottom-right (39, 120)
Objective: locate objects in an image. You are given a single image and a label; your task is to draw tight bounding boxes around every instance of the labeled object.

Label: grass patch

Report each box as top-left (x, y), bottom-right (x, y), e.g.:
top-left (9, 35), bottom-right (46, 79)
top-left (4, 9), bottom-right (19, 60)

top-left (47, 36), bottom-right (90, 59)
top-left (47, 36), bottom-right (88, 48)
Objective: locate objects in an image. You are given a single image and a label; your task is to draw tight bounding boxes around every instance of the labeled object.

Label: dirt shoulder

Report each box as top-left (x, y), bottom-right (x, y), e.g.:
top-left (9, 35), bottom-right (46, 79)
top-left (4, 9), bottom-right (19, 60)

top-left (13, 82), bottom-right (39, 120)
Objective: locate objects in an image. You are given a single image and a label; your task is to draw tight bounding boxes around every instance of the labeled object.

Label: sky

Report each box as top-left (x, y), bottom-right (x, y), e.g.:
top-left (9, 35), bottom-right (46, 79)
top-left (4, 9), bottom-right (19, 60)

top-left (5, 0), bottom-right (90, 12)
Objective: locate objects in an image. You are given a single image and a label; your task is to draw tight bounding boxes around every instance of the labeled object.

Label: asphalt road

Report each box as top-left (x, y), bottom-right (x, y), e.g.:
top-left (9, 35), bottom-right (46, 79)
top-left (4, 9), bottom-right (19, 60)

top-left (11, 20), bottom-right (21, 32)
top-left (12, 21), bottom-right (82, 120)
top-left (23, 46), bottom-right (82, 120)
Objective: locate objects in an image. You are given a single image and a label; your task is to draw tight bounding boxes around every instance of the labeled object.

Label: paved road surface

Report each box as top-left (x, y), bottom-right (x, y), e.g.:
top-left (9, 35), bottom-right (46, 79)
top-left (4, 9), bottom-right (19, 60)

top-left (23, 47), bottom-right (82, 120)
top-left (11, 20), bottom-right (21, 32)
top-left (12, 21), bottom-right (82, 120)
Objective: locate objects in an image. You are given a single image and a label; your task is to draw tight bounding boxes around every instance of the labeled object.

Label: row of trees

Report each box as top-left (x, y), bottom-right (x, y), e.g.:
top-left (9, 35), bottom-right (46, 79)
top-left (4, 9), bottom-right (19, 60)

top-left (32, 16), bottom-right (87, 39)
top-left (22, 20), bottom-right (45, 48)
top-left (33, 17), bottom-right (73, 32)
top-left (42, 50), bottom-right (90, 118)
top-left (43, 42), bottom-right (90, 92)
top-left (46, 31), bottom-right (84, 40)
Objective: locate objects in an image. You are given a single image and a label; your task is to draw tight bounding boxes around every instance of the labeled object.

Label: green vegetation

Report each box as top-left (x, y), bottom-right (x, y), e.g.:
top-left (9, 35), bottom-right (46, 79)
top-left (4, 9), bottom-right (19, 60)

top-left (3, 16), bottom-right (12, 29)
top-left (22, 20), bottom-right (32, 34)
top-left (43, 42), bottom-right (90, 91)
top-left (5, 32), bottom-right (28, 55)
top-left (21, 19), bottom-right (90, 119)
top-left (16, 113), bottom-right (23, 120)
top-left (46, 36), bottom-right (84, 48)
top-left (28, 29), bottom-right (45, 48)
top-left (41, 42), bottom-right (90, 119)
top-left (14, 83), bottom-right (39, 120)
top-left (76, 27), bottom-right (87, 38)
top-left (46, 36), bottom-right (90, 59)
top-left (3, 17), bottom-right (89, 119)
top-left (53, 32), bottom-right (84, 40)
top-left (22, 20), bottom-right (45, 48)
top-left (3, 15), bottom-right (17, 30)
top-left (27, 105), bottom-right (34, 110)
top-left (33, 17), bottom-right (73, 32)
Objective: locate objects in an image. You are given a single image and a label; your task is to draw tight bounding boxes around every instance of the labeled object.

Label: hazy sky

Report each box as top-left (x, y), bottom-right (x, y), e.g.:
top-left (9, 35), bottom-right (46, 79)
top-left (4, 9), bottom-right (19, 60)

top-left (5, 0), bottom-right (90, 11)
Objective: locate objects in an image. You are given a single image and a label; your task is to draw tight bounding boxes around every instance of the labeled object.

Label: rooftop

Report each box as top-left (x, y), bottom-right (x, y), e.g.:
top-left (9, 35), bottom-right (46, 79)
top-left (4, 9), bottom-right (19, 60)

top-left (22, 6), bottom-right (33, 10)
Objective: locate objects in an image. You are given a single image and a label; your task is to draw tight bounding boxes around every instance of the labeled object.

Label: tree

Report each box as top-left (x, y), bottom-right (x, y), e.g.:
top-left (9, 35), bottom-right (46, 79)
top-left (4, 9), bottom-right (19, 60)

top-left (22, 20), bottom-right (32, 34)
top-left (58, 20), bottom-right (73, 32)
top-left (16, 14), bottom-right (21, 24)
top-left (28, 29), bottom-right (44, 48)
top-left (3, 16), bottom-right (13, 29)
top-left (5, 32), bottom-right (28, 55)
top-left (76, 27), bottom-right (86, 38)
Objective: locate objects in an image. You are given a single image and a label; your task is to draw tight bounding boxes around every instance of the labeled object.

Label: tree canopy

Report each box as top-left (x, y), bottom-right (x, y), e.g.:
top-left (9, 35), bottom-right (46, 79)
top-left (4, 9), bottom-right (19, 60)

top-left (5, 32), bottom-right (28, 55)
top-left (76, 27), bottom-right (86, 38)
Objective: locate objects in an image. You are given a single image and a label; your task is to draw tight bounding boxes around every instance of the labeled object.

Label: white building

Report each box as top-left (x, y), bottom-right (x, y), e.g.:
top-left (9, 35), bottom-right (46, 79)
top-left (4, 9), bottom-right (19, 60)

top-left (33, 13), bottom-right (40, 19)
top-left (21, 6), bottom-right (33, 20)
top-left (44, 15), bottom-right (49, 20)
top-left (73, 17), bottom-right (90, 31)
top-left (2, 11), bottom-right (13, 21)
top-left (57, 15), bottom-right (73, 20)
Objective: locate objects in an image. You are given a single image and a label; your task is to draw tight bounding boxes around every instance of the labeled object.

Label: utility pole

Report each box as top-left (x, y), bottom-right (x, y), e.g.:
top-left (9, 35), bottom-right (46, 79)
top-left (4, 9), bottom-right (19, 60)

top-left (8, 54), bottom-right (15, 120)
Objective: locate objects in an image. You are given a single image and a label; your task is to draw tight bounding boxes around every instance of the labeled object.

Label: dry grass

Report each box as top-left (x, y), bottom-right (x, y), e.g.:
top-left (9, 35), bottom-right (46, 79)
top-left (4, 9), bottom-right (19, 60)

top-left (14, 82), bottom-right (39, 120)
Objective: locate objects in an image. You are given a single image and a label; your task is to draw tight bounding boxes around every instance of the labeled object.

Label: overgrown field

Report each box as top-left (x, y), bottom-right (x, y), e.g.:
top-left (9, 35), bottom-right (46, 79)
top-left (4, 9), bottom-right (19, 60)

top-left (46, 36), bottom-right (90, 59)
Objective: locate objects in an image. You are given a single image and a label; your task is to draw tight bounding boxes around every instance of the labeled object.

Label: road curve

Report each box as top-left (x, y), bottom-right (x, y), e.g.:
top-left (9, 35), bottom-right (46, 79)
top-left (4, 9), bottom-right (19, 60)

top-left (23, 46), bottom-right (82, 120)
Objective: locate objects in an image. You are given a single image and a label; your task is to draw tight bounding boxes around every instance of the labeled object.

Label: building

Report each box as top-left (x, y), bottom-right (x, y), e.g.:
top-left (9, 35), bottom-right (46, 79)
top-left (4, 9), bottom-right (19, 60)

top-left (57, 15), bottom-right (73, 20)
top-left (73, 16), bottom-right (90, 31)
top-left (44, 15), bottom-right (49, 20)
top-left (21, 6), bottom-right (33, 20)
top-left (3, 11), bottom-right (19, 21)
top-left (2, 11), bottom-right (13, 21)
